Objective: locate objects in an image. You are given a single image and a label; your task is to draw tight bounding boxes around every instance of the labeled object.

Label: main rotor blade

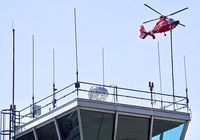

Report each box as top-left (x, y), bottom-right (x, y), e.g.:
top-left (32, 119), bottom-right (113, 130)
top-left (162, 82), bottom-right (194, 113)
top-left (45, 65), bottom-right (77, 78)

top-left (143, 17), bottom-right (160, 24)
top-left (179, 23), bottom-right (186, 27)
top-left (144, 4), bottom-right (162, 16)
top-left (167, 7), bottom-right (188, 17)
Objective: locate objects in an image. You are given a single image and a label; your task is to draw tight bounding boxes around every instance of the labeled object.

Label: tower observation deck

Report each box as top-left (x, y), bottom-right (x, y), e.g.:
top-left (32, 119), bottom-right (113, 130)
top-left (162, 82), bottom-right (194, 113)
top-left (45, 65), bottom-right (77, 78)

top-left (0, 81), bottom-right (191, 140)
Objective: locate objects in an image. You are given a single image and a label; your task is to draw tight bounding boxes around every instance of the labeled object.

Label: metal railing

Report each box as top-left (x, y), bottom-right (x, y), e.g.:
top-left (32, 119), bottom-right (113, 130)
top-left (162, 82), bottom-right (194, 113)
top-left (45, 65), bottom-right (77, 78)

top-left (13, 81), bottom-right (189, 129)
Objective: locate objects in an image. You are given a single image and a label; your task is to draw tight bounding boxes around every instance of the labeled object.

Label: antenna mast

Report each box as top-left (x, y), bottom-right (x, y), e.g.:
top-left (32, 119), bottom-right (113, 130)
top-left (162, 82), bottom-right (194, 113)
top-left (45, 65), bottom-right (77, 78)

top-left (157, 42), bottom-right (163, 108)
top-left (74, 8), bottom-right (80, 90)
top-left (12, 22), bottom-right (15, 108)
top-left (102, 47), bottom-right (105, 86)
top-left (170, 25), bottom-right (175, 110)
top-left (184, 55), bottom-right (189, 110)
top-left (53, 49), bottom-right (57, 109)
top-left (32, 35), bottom-right (35, 118)
top-left (11, 21), bottom-right (16, 140)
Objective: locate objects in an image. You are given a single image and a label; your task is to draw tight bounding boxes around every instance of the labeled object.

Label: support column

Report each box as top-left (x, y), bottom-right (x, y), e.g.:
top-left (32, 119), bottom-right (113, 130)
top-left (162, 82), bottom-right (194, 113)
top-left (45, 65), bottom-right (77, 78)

top-left (77, 108), bottom-right (84, 140)
top-left (54, 118), bottom-right (62, 140)
top-left (148, 116), bottom-right (154, 140)
top-left (33, 128), bottom-right (38, 140)
top-left (113, 111), bottom-right (119, 140)
top-left (180, 121), bottom-right (190, 140)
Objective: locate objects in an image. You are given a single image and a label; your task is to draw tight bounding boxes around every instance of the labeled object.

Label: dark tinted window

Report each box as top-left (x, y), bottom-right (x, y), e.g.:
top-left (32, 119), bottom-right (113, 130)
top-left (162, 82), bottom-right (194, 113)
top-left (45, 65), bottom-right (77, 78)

top-left (37, 121), bottom-right (58, 140)
top-left (81, 110), bottom-right (114, 140)
top-left (57, 111), bottom-right (80, 140)
top-left (16, 131), bottom-right (35, 140)
top-left (117, 115), bottom-right (150, 140)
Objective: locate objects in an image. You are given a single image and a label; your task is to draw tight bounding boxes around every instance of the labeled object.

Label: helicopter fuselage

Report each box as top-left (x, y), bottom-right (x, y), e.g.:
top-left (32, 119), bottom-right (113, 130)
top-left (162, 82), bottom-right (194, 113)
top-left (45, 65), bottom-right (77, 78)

top-left (140, 4), bottom-right (187, 39)
top-left (152, 17), bottom-right (180, 34)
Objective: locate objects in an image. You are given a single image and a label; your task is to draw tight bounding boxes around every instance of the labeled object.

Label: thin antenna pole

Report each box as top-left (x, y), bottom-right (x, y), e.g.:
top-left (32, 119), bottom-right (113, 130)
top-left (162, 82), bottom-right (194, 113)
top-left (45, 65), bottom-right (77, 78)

top-left (184, 55), bottom-right (188, 92)
top-left (12, 25), bottom-right (15, 108)
top-left (12, 21), bottom-right (16, 140)
top-left (32, 35), bottom-right (35, 118)
top-left (53, 49), bottom-right (55, 88)
top-left (170, 25), bottom-right (175, 110)
top-left (102, 47), bottom-right (105, 86)
top-left (74, 8), bottom-right (80, 91)
top-left (74, 8), bottom-right (79, 83)
top-left (157, 42), bottom-right (163, 108)
top-left (184, 55), bottom-right (189, 110)
top-left (53, 49), bottom-right (56, 109)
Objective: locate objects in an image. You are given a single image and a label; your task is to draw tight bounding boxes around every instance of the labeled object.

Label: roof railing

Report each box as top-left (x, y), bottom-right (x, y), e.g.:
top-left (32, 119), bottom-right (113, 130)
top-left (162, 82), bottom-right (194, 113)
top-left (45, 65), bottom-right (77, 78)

top-left (15, 81), bottom-right (189, 127)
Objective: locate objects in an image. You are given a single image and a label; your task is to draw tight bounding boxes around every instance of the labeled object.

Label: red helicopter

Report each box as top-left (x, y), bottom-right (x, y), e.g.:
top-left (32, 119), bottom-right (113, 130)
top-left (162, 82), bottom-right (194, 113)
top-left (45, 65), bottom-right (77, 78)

top-left (140, 4), bottom-right (188, 39)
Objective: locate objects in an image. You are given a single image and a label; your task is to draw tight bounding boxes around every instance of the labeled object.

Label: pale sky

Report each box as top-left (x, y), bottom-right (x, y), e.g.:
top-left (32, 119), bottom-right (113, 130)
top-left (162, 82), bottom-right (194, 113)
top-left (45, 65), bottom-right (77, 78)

top-left (0, 0), bottom-right (199, 139)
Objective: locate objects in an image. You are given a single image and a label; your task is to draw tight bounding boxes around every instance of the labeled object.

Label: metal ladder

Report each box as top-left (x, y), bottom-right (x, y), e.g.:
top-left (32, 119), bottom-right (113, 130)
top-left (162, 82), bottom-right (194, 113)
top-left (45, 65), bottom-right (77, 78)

top-left (0, 106), bottom-right (20, 140)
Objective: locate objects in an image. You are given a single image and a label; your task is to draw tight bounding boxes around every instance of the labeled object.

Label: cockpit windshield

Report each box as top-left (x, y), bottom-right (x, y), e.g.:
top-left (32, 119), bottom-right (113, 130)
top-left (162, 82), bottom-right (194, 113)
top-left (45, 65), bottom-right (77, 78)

top-left (168, 18), bottom-right (174, 23)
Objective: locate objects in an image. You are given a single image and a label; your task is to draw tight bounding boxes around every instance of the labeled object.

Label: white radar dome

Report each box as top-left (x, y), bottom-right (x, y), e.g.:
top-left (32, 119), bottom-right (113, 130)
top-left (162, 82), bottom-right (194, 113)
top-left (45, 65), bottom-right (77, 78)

top-left (88, 86), bottom-right (108, 101)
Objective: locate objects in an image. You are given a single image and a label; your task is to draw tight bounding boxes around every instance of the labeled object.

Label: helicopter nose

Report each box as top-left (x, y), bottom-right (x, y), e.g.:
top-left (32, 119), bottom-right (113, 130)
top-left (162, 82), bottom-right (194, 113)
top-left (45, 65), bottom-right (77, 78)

top-left (175, 20), bottom-right (180, 26)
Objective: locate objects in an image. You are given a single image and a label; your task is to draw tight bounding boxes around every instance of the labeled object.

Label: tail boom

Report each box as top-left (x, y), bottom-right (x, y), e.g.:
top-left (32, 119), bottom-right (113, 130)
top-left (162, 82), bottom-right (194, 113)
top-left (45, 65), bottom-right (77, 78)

top-left (139, 25), bottom-right (155, 39)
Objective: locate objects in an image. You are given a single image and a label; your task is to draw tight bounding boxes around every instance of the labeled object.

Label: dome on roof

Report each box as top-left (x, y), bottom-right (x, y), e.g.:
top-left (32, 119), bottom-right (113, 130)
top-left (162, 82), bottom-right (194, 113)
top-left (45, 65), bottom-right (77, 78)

top-left (88, 86), bottom-right (108, 101)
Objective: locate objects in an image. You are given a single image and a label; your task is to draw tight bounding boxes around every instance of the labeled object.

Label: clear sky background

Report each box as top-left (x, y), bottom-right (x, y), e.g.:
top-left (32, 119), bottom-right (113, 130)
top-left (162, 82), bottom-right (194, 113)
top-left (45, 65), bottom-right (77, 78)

top-left (0, 0), bottom-right (199, 139)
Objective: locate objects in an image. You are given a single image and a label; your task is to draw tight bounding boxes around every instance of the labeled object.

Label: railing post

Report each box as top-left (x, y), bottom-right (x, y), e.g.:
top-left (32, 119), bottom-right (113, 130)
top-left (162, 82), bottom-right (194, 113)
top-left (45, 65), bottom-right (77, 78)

top-left (115, 86), bottom-right (118, 103)
top-left (75, 82), bottom-right (80, 97)
top-left (0, 111), bottom-right (1, 140)
top-left (185, 90), bottom-right (189, 111)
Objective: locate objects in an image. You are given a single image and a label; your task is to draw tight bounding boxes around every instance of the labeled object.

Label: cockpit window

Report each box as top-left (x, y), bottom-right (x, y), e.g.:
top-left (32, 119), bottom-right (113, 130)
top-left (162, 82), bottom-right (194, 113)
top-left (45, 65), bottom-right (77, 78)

top-left (169, 18), bottom-right (174, 23)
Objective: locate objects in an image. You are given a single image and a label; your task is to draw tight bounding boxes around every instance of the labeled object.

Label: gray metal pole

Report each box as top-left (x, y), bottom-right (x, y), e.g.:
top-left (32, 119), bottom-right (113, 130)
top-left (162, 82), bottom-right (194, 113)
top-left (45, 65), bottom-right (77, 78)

top-left (74, 8), bottom-right (79, 83)
top-left (102, 47), bottom-right (105, 86)
top-left (170, 26), bottom-right (175, 110)
top-left (53, 49), bottom-right (56, 109)
top-left (32, 35), bottom-right (35, 118)
top-left (184, 55), bottom-right (189, 110)
top-left (74, 8), bottom-right (80, 94)
top-left (12, 28), bottom-right (15, 109)
top-left (157, 42), bottom-right (163, 108)
top-left (12, 26), bottom-right (16, 140)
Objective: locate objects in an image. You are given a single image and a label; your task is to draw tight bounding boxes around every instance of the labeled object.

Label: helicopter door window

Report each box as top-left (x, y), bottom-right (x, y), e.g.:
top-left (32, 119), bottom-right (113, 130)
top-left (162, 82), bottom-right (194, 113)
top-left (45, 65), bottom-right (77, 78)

top-left (169, 19), bottom-right (174, 23)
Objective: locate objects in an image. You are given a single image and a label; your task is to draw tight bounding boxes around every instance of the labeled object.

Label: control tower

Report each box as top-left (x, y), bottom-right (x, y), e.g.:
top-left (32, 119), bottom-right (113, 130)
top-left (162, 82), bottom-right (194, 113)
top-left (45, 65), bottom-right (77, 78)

top-left (0, 81), bottom-right (190, 140)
